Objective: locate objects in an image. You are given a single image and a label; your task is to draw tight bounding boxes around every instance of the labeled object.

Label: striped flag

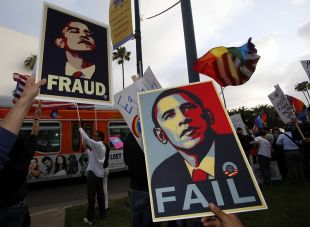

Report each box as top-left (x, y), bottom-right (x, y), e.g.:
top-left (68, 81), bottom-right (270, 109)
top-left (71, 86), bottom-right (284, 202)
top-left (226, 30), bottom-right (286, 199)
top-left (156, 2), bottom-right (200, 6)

top-left (286, 95), bottom-right (306, 114)
top-left (13, 73), bottom-right (94, 110)
top-left (193, 38), bottom-right (260, 87)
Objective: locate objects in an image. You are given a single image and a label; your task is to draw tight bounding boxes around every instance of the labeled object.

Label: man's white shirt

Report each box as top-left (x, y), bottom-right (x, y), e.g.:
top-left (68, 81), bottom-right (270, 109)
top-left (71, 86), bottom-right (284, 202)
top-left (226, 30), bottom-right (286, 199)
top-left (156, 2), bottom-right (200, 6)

top-left (79, 128), bottom-right (105, 178)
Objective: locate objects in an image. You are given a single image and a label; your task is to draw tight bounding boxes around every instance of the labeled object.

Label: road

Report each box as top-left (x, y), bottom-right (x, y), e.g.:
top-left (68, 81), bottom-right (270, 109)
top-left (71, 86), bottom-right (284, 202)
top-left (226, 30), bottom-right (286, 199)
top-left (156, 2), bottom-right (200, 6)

top-left (27, 171), bottom-right (130, 213)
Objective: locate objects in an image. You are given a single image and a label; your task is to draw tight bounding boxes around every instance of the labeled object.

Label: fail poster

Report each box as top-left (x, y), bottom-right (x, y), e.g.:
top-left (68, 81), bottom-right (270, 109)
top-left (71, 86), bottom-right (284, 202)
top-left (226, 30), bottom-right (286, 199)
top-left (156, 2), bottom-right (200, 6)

top-left (36, 3), bottom-right (112, 105)
top-left (138, 81), bottom-right (267, 222)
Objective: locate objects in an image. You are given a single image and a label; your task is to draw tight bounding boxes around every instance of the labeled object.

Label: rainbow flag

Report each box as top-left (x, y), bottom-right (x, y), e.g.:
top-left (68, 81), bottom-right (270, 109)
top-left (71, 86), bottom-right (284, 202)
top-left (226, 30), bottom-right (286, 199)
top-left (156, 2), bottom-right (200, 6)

top-left (254, 112), bottom-right (267, 129)
top-left (193, 38), bottom-right (260, 87)
top-left (286, 95), bottom-right (306, 113)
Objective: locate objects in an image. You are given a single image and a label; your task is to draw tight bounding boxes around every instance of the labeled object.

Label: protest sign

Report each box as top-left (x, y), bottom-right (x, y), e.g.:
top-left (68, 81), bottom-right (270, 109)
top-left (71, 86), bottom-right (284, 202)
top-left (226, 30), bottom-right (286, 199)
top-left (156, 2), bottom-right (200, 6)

top-left (268, 85), bottom-right (295, 124)
top-left (230, 114), bottom-right (247, 135)
top-left (114, 67), bottom-right (161, 147)
top-left (36, 3), bottom-right (112, 105)
top-left (138, 81), bottom-right (267, 222)
top-left (301, 60), bottom-right (310, 80)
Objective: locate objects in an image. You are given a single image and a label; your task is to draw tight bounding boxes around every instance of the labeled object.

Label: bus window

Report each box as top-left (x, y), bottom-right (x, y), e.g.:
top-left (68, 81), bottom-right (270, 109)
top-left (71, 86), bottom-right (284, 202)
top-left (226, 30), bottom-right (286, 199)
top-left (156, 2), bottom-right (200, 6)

top-left (109, 122), bottom-right (131, 150)
top-left (72, 122), bottom-right (80, 151)
top-left (72, 122), bottom-right (93, 151)
top-left (20, 122), bottom-right (61, 153)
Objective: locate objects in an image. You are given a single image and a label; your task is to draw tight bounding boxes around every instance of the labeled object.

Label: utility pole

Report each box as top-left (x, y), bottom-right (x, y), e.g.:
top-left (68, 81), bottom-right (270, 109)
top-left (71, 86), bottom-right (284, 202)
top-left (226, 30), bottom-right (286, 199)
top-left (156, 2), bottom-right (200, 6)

top-left (134, 0), bottom-right (143, 77)
top-left (180, 0), bottom-right (199, 83)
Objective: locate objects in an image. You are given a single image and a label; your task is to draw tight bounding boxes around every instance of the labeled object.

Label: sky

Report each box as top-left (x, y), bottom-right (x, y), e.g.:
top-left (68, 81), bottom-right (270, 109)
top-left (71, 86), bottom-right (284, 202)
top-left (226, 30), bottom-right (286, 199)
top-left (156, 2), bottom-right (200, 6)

top-left (0, 0), bottom-right (309, 110)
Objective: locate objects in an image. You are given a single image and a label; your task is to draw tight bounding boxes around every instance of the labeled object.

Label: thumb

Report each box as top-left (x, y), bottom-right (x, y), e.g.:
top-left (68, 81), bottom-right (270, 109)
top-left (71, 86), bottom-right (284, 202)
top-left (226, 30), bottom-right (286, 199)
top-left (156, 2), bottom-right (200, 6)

top-left (208, 203), bottom-right (227, 221)
top-left (37, 78), bottom-right (47, 87)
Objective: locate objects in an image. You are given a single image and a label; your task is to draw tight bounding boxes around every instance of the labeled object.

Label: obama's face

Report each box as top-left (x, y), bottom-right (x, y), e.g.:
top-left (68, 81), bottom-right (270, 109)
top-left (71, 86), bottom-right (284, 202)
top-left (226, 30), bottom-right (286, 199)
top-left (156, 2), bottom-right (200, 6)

top-left (154, 93), bottom-right (209, 151)
top-left (56, 21), bottom-right (95, 52)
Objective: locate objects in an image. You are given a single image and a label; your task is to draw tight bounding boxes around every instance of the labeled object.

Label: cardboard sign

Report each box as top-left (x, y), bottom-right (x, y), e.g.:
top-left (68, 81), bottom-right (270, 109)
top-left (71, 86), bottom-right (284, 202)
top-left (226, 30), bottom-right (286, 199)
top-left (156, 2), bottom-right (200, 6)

top-left (138, 81), bottom-right (267, 222)
top-left (114, 67), bottom-right (161, 147)
top-left (268, 85), bottom-right (295, 124)
top-left (36, 3), bottom-right (112, 105)
top-left (230, 114), bottom-right (247, 135)
top-left (301, 60), bottom-right (310, 80)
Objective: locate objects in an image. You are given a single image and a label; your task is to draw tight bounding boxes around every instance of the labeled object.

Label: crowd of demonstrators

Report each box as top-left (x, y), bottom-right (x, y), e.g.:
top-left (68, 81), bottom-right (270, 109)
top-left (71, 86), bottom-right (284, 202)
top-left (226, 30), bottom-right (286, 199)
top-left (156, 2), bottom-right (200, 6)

top-left (79, 123), bottom-right (107, 225)
top-left (0, 76), bottom-right (46, 227)
top-left (276, 124), bottom-right (304, 184)
top-left (251, 128), bottom-right (272, 185)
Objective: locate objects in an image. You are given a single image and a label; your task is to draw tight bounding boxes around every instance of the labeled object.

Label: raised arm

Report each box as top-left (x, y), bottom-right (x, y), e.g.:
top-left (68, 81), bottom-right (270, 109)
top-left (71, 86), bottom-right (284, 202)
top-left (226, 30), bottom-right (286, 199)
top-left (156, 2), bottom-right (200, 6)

top-left (0, 76), bottom-right (46, 170)
top-left (1, 76), bottom-right (46, 135)
top-left (31, 102), bottom-right (42, 136)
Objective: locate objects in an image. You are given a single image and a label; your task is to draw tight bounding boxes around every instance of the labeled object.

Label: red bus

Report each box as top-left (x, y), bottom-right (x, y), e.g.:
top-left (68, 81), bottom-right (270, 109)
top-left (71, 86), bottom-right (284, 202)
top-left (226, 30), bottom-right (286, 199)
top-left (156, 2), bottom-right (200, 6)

top-left (0, 101), bottom-right (130, 183)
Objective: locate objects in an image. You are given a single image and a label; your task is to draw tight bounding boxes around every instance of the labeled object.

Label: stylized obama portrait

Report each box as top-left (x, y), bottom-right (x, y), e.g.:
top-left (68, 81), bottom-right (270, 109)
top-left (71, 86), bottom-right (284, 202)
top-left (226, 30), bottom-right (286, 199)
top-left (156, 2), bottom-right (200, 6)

top-left (138, 82), bottom-right (266, 221)
top-left (54, 21), bottom-right (96, 79)
top-left (38, 4), bottom-right (111, 105)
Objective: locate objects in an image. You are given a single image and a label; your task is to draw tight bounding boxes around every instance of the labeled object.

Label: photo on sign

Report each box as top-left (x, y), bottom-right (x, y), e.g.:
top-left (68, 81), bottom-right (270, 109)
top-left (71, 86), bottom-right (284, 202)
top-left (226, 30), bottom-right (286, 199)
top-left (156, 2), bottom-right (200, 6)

top-left (36, 3), bottom-right (112, 105)
top-left (138, 81), bottom-right (267, 222)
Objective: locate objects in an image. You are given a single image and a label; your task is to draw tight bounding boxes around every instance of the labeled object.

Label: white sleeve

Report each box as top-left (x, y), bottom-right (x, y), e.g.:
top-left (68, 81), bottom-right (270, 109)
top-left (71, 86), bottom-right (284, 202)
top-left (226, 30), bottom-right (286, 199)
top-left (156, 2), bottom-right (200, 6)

top-left (79, 127), bottom-right (99, 151)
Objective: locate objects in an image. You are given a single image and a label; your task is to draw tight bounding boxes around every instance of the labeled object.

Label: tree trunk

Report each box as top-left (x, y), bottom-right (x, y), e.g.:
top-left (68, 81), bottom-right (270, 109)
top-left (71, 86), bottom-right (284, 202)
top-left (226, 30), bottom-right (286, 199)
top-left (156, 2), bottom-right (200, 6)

top-left (302, 91), bottom-right (310, 105)
top-left (122, 63), bottom-right (125, 89)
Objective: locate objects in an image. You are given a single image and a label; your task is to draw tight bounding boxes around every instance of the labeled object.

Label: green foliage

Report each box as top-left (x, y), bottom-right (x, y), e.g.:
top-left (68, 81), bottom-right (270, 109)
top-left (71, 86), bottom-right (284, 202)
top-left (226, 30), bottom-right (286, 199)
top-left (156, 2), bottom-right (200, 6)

top-left (112, 47), bottom-right (131, 89)
top-left (24, 54), bottom-right (37, 70)
top-left (228, 104), bottom-right (284, 130)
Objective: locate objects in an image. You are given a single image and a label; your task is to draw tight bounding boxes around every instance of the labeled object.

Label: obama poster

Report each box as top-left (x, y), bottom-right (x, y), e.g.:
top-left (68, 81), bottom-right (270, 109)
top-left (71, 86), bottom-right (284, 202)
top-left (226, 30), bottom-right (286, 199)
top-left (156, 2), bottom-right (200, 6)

top-left (138, 81), bottom-right (267, 222)
top-left (36, 3), bottom-right (112, 105)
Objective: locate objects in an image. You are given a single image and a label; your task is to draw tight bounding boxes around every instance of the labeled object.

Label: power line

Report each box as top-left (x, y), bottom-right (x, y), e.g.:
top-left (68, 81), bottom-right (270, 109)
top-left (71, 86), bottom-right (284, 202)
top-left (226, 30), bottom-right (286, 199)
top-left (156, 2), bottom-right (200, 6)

top-left (142, 1), bottom-right (180, 21)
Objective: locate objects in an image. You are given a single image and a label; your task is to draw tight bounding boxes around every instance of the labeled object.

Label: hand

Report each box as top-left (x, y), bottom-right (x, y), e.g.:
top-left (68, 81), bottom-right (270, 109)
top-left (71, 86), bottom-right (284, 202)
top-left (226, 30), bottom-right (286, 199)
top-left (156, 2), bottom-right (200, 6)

top-left (20, 76), bottom-right (46, 103)
top-left (34, 101), bottom-right (42, 119)
top-left (201, 203), bottom-right (244, 227)
top-left (303, 138), bottom-right (310, 143)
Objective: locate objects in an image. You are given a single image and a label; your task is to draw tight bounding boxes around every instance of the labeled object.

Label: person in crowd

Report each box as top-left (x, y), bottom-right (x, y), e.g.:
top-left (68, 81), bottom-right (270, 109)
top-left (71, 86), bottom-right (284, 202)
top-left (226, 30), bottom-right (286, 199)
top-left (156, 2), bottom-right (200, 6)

top-left (201, 203), bottom-right (244, 227)
top-left (123, 133), bottom-right (158, 227)
top-left (276, 124), bottom-right (303, 184)
top-left (28, 157), bottom-right (41, 179)
top-left (0, 103), bottom-right (42, 227)
top-left (0, 76), bottom-right (46, 170)
top-left (54, 154), bottom-right (67, 176)
top-left (79, 124), bottom-right (106, 225)
top-left (103, 138), bottom-right (110, 212)
top-left (236, 127), bottom-right (254, 161)
top-left (271, 127), bottom-right (287, 177)
top-left (252, 128), bottom-right (272, 185)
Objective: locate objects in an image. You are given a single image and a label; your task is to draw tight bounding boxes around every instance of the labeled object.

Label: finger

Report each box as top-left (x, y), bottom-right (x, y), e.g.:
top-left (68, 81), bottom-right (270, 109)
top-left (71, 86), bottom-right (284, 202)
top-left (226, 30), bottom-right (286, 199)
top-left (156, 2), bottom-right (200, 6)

top-left (208, 203), bottom-right (226, 221)
top-left (37, 79), bottom-right (47, 87)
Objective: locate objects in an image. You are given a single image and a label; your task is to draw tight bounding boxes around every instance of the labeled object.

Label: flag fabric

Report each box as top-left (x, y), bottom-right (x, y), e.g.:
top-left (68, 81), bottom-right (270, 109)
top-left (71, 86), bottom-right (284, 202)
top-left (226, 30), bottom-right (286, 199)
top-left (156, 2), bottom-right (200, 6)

top-left (193, 38), bottom-right (260, 87)
top-left (286, 95), bottom-right (306, 114)
top-left (13, 73), bottom-right (94, 111)
top-left (286, 95), bottom-right (307, 123)
top-left (254, 112), bottom-right (267, 129)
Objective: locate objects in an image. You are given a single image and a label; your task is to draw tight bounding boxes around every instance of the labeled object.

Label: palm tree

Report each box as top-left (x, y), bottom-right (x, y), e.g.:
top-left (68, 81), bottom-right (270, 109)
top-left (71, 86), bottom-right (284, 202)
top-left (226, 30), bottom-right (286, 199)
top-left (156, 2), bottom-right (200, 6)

top-left (24, 54), bottom-right (37, 70)
top-left (295, 82), bottom-right (310, 105)
top-left (112, 47), bottom-right (131, 89)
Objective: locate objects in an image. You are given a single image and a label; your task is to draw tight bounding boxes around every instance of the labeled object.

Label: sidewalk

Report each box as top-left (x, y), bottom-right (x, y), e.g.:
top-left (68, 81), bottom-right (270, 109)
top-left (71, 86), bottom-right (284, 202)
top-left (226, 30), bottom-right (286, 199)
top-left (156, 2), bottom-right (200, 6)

top-left (30, 192), bottom-right (127, 227)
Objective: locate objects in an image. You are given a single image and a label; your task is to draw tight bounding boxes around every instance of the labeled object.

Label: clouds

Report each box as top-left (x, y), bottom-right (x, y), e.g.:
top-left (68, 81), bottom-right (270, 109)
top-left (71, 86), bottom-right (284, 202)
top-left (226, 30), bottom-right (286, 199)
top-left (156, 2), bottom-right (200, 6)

top-left (0, 0), bottom-right (310, 110)
top-left (298, 19), bottom-right (310, 41)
